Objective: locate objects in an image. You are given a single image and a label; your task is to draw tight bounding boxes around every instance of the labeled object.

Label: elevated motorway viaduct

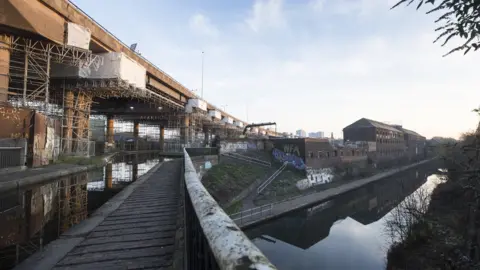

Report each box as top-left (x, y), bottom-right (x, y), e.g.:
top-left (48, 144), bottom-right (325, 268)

top-left (2, 0), bottom-right (239, 119)
top-left (1, 0), bottom-right (275, 155)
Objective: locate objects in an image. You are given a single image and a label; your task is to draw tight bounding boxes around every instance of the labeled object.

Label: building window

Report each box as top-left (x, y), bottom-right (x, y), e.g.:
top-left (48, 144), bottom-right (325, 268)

top-left (309, 151), bottom-right (314, 158)
top-left (327, 152), bottom-right (330, 158)
top-left (334, 150), bottom-right (338, 157)
top-left (340, 151), bottom-right (343, 156)
top-left (318, 151), bottom-right (323, 158)
top-left (351, 150), bottom-right (355, 156)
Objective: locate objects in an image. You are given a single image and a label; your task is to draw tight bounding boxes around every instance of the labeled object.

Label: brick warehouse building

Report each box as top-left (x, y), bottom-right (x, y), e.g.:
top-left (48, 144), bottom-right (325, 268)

top-left (271, 138), bottom-right (369, 171)
top-left (343, 118), bottom-right (426, 165)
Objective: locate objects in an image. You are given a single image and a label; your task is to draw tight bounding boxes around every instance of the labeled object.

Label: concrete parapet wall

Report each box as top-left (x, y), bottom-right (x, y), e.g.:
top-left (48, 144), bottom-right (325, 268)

top-left (219, 139), bottom-right (265, 154)
top-left (190, 155), bottom-right (218, 180)
top-left (183, 149), bottom-right (276, 269)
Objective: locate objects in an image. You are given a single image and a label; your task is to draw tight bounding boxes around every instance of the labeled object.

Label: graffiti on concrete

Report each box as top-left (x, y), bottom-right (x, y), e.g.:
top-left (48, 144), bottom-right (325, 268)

top-left (296, 168), bottom-right (334, 190)
top-left (272, 148), bottom-right (306, 170)
top-left (283, 144), bottom-right (301, 156)
top-left (220, 141), bottom-right (248, 153)
top-left (247, 141), bottom-right (257, 150)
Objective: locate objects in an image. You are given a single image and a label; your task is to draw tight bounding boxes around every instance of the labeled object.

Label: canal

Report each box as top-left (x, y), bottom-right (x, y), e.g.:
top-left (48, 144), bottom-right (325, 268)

top-left (0, 153), bottom-right (166, 269)
top-left (246, 161), bottom-right (444, 270)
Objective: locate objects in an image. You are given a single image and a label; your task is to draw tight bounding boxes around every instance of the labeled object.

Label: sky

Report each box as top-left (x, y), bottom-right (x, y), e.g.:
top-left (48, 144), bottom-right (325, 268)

top-left (72, 0), bottom-right (480, 139)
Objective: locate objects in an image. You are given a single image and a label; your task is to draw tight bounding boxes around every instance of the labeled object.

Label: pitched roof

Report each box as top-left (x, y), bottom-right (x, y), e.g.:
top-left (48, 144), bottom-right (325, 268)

top-left (343, 118), bottom-right (401, 132)
top-left (398, 127), bottom-right (424, 138)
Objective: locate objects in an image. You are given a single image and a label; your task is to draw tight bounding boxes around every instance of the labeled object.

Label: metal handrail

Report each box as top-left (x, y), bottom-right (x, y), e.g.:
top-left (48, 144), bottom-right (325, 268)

top-left (226, 152), bottom-right (271, 166)
top-left (183, 149), bottom-right (276, 269)
top-left (230, 203), bottom-right (273, 219)
top-left (230, 204), bottom-right (274, 226)
top-left (256, 163), bottom-right (287, 194)
top-left (221, 152), bottom-right (271, 167)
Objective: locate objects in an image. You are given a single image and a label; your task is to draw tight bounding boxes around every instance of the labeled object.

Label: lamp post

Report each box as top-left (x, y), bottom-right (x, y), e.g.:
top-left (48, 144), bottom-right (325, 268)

top-left (201, 51), bottom-right (204, 99)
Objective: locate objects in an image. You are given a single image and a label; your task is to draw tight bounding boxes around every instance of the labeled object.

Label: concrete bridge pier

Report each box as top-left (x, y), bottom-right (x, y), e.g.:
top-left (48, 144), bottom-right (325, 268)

top-left (62, 91), bottom-right (75, 154)
top-left (203, 128), bottom-right (210, 146)
top-left (132, 154), bottom-right (138, 182)
top-left (159, 125), bottom-right (165, 152)
top-left (105, 162), bottom-right (113, 189)
top-left (106, 115), bottom-right (115, 150)
top-left (61, 90), bottom-right (92, 155)
top-left (180, 114), bottom-right (190, 146)
top-left (0, 35), bottom-right (11, 102)
top-left (133, 120), bottom-right (140, 151)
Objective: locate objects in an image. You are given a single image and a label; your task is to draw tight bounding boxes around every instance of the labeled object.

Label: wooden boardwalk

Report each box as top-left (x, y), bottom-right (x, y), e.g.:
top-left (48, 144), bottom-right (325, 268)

top-left (17, 159), bottom-right (182, 270)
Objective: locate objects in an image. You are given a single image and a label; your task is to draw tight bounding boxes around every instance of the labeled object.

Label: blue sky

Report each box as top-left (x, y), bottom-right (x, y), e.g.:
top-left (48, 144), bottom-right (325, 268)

top-left (72, 0), bottom-right (480, 139)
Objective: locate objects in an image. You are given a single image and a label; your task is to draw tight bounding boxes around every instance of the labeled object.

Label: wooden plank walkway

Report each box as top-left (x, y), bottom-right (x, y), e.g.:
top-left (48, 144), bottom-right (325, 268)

top-left (17, 159), bottom-right (182, 270)
top-left (55, 159), bottom-right (181, 269)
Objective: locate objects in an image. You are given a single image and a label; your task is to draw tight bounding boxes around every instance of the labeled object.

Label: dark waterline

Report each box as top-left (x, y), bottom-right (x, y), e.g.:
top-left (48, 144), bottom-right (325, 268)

top-left (0, 153), bottom-right (166, 269)
top-left (246, 162), bottom-right (443, 270)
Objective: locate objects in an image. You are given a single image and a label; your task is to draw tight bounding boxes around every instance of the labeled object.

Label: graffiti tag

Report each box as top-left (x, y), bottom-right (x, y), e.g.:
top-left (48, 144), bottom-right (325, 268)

top-left (272, 148), bottom-right (306, 170)
top-left (283, 144), bottom-right (300, 156)
top-left (247, 141), bottom-right (257, 150)
top-left (220, 142), bottom-right (248, 153)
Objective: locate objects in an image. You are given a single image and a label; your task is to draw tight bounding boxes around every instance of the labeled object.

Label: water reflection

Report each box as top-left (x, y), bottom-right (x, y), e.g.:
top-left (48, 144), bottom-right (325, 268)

top-left (246, 162), bottom-right (443, 270)
top-left (0, 153), bottom-right (164, 269)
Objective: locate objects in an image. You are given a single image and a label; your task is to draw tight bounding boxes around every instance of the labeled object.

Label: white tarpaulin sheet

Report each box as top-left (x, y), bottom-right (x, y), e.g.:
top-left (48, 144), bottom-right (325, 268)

top-left (252, 128), bottom-right (259, 133)
top-left (208, 110), bottom-right (221, 120)
top-left (66, 23), bottom-right (91, 50)
top-left (50, 52), bottom-right (147, 89)
top-left (91, 52), bottom-right (146, 88)
top-left (50, 61), bottom-right (91, 78)
top-left (222, 117), bottom-right (233, 124)
top-left (235, 121), bottom-right (244, 128)
top-left (185, 99), bottom-right (207, 113)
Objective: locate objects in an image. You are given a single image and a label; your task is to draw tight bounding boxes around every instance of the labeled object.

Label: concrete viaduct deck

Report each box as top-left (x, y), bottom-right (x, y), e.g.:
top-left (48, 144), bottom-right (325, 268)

top-left (2, 0), bottom-right (242, 123)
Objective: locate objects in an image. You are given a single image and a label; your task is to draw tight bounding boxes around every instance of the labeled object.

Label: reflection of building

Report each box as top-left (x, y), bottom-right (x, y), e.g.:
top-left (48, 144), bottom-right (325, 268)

top-left (308, 131), bottom-right (324, 138)
top-left (246, 164), bottom-right (435, 249)
top-left (0, 174), bottom-right (89, 268)
top-left (295, 129), bottom-right (307, 138)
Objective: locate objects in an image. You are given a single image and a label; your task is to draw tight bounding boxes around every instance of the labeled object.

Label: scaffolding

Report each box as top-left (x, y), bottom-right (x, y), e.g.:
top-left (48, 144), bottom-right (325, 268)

top-left (1, 34), bottom-right (245, 157)
top-left (57, 173), bottom-right (88, 234)
top-left (0, 173), bottom-right (88, 268)
top-left (0, 35), bottom-right (103, 157)
top-left (5, 36), bottom-right (102, 110)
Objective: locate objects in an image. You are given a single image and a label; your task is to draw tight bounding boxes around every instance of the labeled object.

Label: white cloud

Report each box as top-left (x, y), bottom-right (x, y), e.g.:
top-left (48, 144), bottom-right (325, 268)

top-left (82, 0), bottom-right (480, 139)
top-left (310, 0), bottom-right (325, 12)
top-left (246, 0), bottom-right (286, 32)
top-left (189, 13), bottom-right (219, 38)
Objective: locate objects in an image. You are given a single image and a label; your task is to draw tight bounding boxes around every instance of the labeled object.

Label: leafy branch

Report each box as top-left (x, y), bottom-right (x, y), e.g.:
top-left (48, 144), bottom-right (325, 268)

top-left (392, 0), bottom-right (480, 56)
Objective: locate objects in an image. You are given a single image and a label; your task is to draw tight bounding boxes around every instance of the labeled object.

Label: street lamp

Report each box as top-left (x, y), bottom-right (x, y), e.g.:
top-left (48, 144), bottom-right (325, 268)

top-left (201, 51), bottom-right (204, 99)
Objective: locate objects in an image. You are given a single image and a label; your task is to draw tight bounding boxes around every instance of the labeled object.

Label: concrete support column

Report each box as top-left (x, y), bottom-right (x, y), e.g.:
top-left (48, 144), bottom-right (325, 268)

top-left (204, 129), bottom-right (210, 146)
top-left (133, 120), bottom-right (140, 151)
top-left (180, 115), bottom-right (190, 146)
top-left (63, 91), bottom-right (74, 154)
top-left (105, 163), bottom-right (113, 189)
top-left (0, 35), bottom-right (11, 103)
top-left (106, 115), bottom-right (114, 147)
top-left (72, 93), bottom-right (89, 154)
top-left (159, 126), bottom-right (165, 152)
top-left (132, 154), bottom-right (138, 182)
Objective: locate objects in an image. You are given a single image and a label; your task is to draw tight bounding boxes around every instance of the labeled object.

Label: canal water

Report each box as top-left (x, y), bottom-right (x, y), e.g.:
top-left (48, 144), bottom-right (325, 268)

top-left (0, 153), bottom-right (165, 269)
top-left (246, 162), bottom-right (444, 270)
